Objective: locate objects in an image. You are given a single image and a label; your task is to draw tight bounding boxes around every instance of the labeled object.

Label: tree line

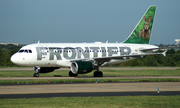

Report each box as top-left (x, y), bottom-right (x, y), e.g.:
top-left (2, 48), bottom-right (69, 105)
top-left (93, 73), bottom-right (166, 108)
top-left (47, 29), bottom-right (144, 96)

top-left (113, 48), bottom-right (180, 67)
top-left (0, 44), bottom-right (180, 67)
top-left (0, 44), bottom-right (23, 67)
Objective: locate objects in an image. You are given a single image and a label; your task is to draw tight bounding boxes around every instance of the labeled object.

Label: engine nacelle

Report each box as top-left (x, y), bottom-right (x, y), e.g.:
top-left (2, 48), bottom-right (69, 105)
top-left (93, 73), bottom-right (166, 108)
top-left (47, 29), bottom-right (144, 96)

top-left (70, 61), bottom-right (94, 74)
top-left (34, 67), bottom-right (59, 73)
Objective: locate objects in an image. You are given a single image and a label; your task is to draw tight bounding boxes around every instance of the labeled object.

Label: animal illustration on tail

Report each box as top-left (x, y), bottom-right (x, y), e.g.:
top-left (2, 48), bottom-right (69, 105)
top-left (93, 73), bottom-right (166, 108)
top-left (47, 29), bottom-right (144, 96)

top-left (138, 16), bottom-right (151, 39)
top-left (124, 6), bottom-right (156, 44)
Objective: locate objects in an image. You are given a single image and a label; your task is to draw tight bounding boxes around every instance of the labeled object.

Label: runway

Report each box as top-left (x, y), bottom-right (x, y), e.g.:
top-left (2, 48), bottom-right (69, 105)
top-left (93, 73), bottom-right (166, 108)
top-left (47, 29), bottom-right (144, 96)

top-left (0, 82), bottom-right (180, 99)
top-left (1, 91), bottom-right (180, 99)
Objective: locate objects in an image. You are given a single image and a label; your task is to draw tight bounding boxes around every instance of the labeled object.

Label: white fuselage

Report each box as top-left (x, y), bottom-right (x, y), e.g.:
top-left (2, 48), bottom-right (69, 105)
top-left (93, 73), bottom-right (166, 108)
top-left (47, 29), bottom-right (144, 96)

top-left (11, 42), bottom-right (158, 67)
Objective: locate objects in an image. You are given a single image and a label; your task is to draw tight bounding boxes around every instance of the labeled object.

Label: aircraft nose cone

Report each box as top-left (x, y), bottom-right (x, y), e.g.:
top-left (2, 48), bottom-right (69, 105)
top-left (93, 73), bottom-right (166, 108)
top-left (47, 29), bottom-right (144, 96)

top-left (11, 54), bottom-right (19, 64)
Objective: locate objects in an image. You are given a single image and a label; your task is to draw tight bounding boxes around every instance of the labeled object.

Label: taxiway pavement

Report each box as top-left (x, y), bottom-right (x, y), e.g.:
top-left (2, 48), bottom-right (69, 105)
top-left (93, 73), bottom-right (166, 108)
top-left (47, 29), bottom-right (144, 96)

top-left (0, 82), bottom-right (180, 99)
top-left (1, 91), bottom-right (180, 99)
top-left (0, 82), bottom-right (180, 95)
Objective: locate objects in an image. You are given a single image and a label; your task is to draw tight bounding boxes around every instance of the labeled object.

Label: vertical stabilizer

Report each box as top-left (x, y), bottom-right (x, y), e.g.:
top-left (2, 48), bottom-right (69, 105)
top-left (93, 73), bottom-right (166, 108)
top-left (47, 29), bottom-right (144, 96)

top-left (123, 6), bottom-right (156, 44)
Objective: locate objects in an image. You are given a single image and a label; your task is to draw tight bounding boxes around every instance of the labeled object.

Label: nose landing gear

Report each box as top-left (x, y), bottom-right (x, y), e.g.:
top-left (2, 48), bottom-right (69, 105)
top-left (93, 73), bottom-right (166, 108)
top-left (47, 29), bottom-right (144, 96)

top-left (33, 73), bottom-right (39, 77)
top-left (33, 67), bottom-right (40, 77)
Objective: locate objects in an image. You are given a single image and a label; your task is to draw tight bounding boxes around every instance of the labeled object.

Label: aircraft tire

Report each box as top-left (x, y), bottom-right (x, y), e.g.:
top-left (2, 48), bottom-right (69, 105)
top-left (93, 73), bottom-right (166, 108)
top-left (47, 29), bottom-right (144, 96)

top-left (94, 71), bottom-right (103, 77)
top-left (69, 71), bottom-right (78, 77)
top-left (33, 73), bottom-right (39, 77)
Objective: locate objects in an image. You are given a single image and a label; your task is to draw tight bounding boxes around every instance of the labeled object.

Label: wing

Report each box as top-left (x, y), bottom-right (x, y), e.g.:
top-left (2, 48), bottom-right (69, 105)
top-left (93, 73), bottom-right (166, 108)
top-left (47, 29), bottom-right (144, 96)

top-left (70, 51), bottom-right (167, 65)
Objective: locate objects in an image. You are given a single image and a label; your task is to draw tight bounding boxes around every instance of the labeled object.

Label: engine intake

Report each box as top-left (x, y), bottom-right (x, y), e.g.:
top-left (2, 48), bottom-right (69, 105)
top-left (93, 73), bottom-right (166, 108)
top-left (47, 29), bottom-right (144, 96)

top-left (70, 61), bottom-right (93, 74)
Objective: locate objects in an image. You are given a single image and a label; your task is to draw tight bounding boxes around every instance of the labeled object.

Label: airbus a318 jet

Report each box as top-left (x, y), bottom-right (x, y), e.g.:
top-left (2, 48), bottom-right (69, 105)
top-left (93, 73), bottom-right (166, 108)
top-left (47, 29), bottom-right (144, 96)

top-left (11, 6), bottom-right (165, 77)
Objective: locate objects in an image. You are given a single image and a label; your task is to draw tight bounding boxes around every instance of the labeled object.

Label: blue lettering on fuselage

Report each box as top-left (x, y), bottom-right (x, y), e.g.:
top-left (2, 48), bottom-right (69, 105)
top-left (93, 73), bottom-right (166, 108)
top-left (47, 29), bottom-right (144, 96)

top-left (36, 47), bottom-right (131, 60)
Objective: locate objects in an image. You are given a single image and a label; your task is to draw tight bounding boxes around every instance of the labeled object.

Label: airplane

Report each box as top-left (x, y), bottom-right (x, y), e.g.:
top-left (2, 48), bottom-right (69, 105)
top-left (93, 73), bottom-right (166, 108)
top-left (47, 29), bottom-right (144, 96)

top-left (11, 6), bottom-right (165, 77)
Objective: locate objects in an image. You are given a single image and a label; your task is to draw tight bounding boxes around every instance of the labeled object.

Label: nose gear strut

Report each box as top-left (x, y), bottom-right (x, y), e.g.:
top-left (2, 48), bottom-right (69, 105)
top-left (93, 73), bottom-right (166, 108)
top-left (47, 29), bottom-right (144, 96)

top-left (33, 66), bottom-right (40, 77)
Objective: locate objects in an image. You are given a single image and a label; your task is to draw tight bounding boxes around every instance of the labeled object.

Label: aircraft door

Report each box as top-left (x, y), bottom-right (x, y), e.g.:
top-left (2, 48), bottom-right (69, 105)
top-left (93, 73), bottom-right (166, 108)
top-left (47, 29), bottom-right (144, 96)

top-left (125, 45), bottom-right (130, 55)
top-left (125, 45), bottom-right (130, 59)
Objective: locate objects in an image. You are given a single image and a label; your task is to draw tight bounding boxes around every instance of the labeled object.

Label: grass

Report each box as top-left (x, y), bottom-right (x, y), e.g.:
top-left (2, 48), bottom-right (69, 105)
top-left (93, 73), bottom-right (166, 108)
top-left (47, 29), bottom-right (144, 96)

top-left (0, 78), bottom-right (180, 85)
top-left (0, 96), bottom-right (180, 108)
top-left (1, 69), bottom-right (180, 77)
top-left (102, 69), bottom-right (180, 76)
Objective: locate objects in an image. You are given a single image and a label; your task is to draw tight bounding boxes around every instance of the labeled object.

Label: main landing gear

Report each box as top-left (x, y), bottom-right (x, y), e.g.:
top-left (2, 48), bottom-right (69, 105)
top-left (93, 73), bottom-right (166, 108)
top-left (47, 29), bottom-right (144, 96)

top-left (69, 71), bottom-right (78, 77)
top-left (94, 71), bottom-right (103, 77)
top-left (93, 66), bottom-right (103, 77)
top-left (33, 67), bottom-right (39, 77)
top-left (68, 67), bottom-right (103, 77)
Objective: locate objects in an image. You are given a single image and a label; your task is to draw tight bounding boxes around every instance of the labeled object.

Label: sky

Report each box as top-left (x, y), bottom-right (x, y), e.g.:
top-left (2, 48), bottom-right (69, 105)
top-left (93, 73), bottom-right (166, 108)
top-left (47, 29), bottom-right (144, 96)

top-left (0, 0), bottom-right (180, 45)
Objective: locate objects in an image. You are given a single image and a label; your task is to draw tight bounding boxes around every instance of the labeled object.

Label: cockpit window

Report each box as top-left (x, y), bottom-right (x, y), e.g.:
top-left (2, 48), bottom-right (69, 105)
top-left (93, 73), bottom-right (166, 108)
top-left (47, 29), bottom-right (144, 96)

top-left (19, 50), bottom-right (24, 53)
top-left (24, 50), bottom-right (28, 53)
top-left (18, 49), bottom-right (32, 53)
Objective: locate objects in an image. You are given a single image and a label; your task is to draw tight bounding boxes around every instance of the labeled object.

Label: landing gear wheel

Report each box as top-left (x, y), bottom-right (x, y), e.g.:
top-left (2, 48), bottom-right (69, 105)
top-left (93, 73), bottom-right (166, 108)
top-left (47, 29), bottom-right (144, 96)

top-left (69, 71), bottom-right (78, 77)
top-left (94, 71), bottom-right (103, 77)
top-left (33, 73), bottom-right (39, 77)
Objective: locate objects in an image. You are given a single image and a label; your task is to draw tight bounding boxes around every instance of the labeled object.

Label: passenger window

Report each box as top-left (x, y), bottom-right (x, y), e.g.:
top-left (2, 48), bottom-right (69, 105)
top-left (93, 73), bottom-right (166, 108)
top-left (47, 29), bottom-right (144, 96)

top-left (29, 50), bottom-right (32, 53)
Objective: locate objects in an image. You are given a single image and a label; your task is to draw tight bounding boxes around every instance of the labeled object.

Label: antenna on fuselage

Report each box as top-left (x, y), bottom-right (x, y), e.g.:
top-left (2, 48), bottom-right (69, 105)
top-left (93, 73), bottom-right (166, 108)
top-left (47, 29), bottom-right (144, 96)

top-left (37, 41), bottom-right (40, 44)
top-left (106, 40), bottom-right (108, 43)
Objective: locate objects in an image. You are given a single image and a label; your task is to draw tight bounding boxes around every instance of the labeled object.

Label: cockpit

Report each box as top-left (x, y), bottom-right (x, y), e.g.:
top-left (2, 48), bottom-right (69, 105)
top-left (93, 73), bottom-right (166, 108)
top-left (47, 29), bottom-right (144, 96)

top-left (18, 49), bottom-right (32, 53)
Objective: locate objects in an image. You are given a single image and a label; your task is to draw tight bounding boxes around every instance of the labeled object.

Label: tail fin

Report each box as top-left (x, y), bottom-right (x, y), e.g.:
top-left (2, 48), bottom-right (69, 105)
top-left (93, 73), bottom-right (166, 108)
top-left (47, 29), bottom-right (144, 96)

top-left (123, 6), bottom-right (156, 44)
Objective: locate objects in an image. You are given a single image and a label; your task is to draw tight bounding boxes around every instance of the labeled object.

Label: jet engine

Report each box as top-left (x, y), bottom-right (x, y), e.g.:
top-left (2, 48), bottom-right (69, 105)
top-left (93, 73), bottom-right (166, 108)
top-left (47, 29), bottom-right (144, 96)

top-left (70, 61), bottom-right (94, 74)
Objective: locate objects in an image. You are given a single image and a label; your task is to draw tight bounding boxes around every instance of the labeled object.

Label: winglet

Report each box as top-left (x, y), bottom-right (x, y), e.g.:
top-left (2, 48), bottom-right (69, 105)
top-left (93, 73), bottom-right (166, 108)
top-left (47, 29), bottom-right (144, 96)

top-left (162, 50), bottom-right (167, 57)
